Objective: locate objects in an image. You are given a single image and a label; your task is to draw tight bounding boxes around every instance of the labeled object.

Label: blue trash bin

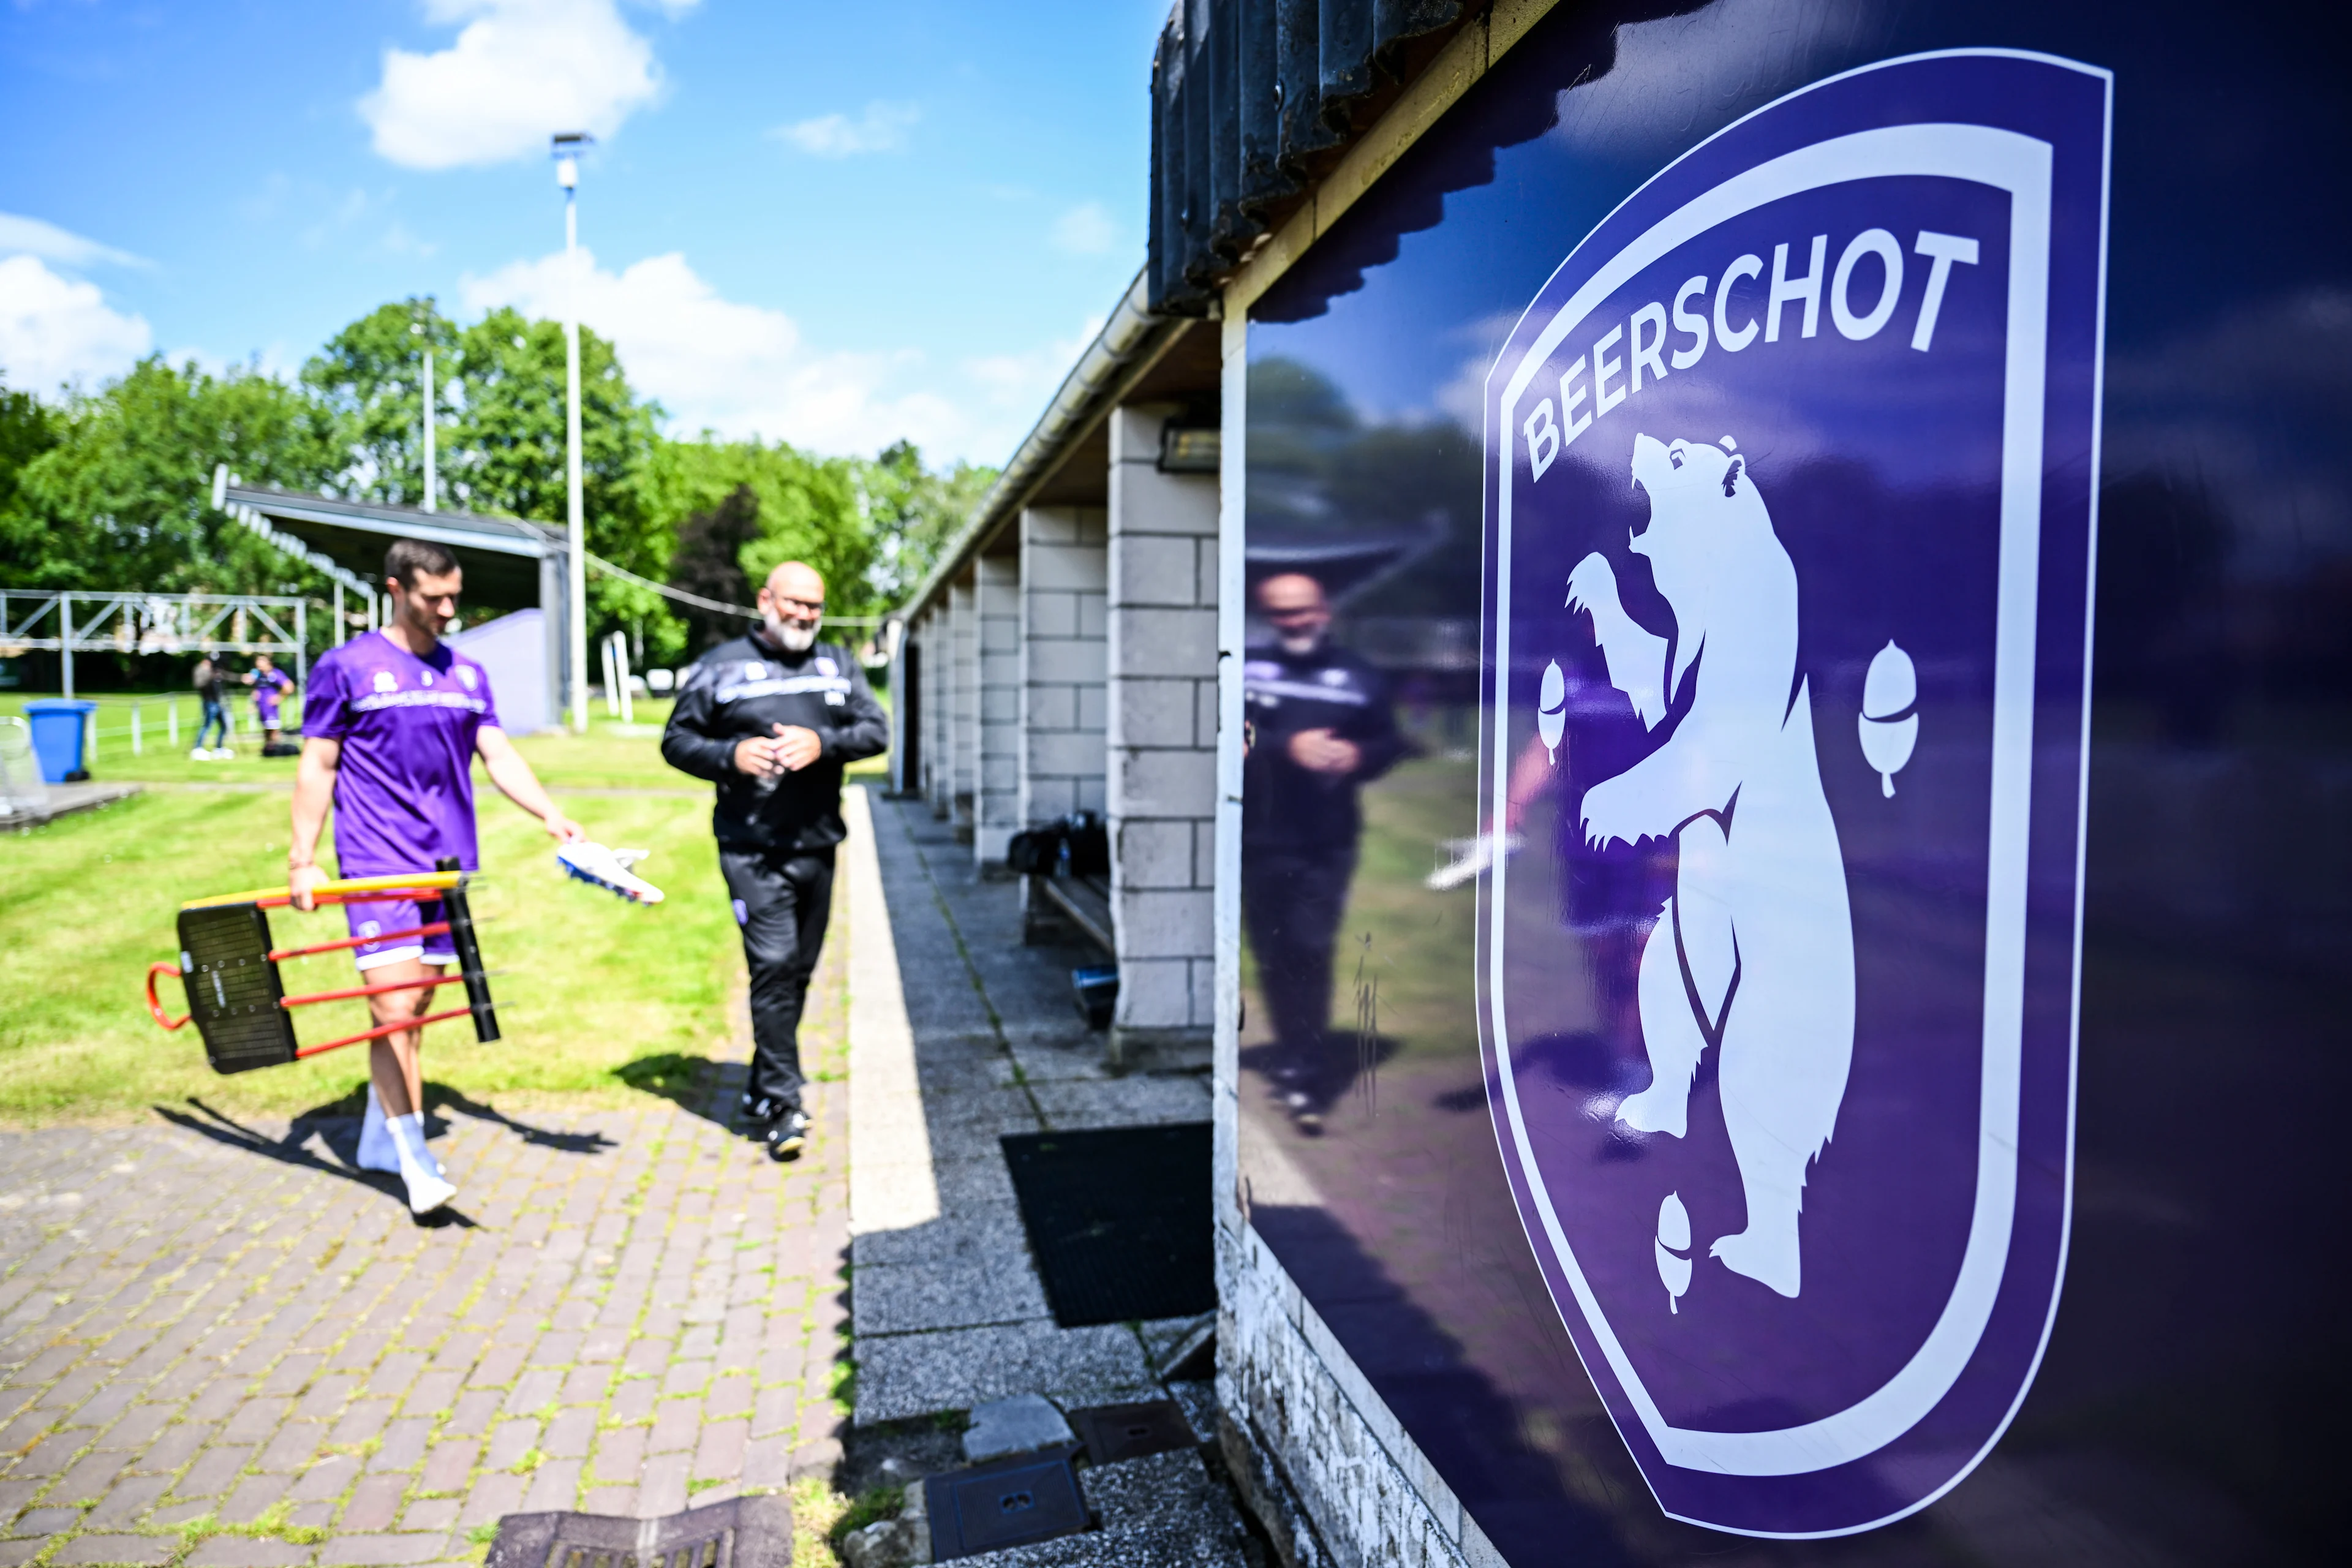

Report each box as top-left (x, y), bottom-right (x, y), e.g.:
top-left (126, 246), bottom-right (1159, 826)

top-left (21, 699), bottom-right (97, 783)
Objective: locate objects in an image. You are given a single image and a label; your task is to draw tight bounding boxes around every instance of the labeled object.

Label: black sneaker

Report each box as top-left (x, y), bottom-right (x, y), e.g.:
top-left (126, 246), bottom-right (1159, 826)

top-left (765, 1109), bottom-right (810, 1162)
top-left (740, 1093), bottom-right (790, 1129)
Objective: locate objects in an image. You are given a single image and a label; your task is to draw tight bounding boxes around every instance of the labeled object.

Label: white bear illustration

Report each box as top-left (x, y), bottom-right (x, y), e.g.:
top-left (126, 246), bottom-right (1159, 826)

top-left (1566, 434), bottom-right (1855, 1300)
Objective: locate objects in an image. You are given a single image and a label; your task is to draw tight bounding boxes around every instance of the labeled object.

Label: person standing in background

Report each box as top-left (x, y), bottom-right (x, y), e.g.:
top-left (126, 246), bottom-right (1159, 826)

top-left (190, 654), bottom-right (230, 760)
top-left (243, 654), bottom-right (297, 756)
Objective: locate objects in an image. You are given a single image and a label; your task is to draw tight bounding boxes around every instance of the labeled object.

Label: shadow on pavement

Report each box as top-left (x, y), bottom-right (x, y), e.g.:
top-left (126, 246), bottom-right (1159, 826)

top-left (611, 1050), bottom-right (747, 1135)
top-left (153, 1097), bottom-right (480, 1228)
top-left (151, 1088), bottom-right (622, 1224)
top-left (424, 1085), bottom-right (619, 1156)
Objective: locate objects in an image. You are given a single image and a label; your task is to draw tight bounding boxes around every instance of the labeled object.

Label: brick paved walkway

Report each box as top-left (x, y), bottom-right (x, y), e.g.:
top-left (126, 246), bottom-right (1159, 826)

top-left (0, 905), bottom-right (850, 1566)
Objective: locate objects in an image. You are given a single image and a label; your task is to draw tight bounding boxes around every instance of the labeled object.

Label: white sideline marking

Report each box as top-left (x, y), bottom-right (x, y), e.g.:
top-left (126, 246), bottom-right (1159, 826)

top-left (845, 785), bottom-right (939, 1234)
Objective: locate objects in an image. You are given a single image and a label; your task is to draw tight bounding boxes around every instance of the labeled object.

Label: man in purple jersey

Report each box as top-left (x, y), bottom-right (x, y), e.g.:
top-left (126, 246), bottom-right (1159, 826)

top-left (288, 538), bottom-right (584, 1215)
top-left (242, 654), bottom-right (296, 755)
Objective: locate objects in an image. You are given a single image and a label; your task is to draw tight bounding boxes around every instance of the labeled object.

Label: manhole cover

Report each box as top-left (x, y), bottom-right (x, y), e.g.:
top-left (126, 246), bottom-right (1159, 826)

top-left (925, 1452), bottom-right (1090, 1560)
top-left (486, 1494), bottom-right (791, 1568)
top-left (1069, 1399), bottom-right (1199, 1465)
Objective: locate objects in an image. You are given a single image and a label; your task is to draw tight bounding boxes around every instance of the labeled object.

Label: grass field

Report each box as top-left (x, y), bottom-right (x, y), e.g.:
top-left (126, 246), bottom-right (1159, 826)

top-left (2, 691), bottom-right (693, 791)
top-left (0, 712), bottom-right (881, 1125)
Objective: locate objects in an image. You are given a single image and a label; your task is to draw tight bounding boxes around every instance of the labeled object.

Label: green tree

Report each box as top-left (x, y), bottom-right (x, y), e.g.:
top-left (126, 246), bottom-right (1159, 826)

top-left (667, 483), bottom-right (762, 654)
top-left (446, 307), bottom-right (654, 529)
top-left (0, 379), bottom-right (62, 587)
top-left (856, 439), bottom-right (997, 606)
top-left (638, 434), bottom-right (865, 635)
top-left (10, 357), bottom-right (341, 592)
top-left (302, 296), bottom-right (459, 510)
top-left (447, 307), bottom-right (668, 641)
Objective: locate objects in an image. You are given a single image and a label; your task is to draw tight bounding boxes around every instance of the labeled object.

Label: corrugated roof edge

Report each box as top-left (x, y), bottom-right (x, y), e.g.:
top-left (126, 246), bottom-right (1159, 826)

top-left (895, 268), bottom-right (1186, 624)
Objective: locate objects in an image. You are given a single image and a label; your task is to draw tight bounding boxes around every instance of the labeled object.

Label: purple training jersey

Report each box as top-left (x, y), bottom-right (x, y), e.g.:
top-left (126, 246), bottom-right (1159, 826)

top-left (303, 630), bottom-right (500, 876)
top-left (252, 669), bottom-right (293, 726)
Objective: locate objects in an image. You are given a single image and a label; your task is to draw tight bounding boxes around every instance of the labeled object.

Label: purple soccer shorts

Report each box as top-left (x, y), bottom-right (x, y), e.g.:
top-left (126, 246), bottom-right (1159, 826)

top-left (345, 894), bottom-right (456, 972)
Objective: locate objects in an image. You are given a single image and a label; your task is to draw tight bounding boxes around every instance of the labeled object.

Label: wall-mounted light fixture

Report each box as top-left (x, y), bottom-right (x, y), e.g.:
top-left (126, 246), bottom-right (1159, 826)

top-left (1158, 421), bottom-right (1220, 474)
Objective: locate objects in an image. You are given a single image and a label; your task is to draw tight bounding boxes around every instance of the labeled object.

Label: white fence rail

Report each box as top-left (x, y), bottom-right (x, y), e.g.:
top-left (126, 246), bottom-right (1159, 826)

top-left (1, 692), bottom-right (309, 763)
top-left (0, 589), bottom-right (309, 699)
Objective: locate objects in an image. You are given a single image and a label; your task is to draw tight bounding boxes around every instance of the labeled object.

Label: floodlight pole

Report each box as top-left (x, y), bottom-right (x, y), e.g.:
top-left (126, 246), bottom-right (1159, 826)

top-left (410, 314), bottom-right (438, 513)
top-left (422, 351), bottom-right (437, 512)
top-left (556, 135), bottom-right (589, 734)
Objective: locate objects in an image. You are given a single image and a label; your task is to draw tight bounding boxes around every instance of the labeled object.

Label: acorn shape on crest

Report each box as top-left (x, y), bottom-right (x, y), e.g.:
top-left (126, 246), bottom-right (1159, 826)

top-left (1858, 639), bottom-right (1919, 797)
top-left (1656, 1192), bottom-right (1693, 1314)
top-left (1537, 660), bottom-right (1567, 764)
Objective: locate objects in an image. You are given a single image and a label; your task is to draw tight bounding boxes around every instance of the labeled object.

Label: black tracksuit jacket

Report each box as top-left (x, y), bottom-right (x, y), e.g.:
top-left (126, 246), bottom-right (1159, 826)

top-left (1240, 639), bottom-right (1414, 854)
top-left (660, 633), bottom-right (891, 854)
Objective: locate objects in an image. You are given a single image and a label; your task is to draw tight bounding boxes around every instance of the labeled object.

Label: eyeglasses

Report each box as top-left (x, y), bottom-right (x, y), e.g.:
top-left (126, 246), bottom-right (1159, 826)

top-left (769, 594), bottom-right (824, 614)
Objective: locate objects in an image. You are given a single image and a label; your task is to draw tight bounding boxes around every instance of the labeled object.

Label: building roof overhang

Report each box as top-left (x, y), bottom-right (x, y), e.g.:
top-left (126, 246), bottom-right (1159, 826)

top-left (224, 485), bottom-right (559, 608)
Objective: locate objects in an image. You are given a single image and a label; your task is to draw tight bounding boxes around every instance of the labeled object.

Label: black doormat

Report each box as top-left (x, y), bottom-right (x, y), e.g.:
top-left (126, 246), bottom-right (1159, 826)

top-left (1001, 1122), bottom-right (1215, 1327)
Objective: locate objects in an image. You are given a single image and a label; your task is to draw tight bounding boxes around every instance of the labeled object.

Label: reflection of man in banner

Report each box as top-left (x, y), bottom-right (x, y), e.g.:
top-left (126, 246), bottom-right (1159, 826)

top-left (1242, 572), bottom-right (1411, 1132)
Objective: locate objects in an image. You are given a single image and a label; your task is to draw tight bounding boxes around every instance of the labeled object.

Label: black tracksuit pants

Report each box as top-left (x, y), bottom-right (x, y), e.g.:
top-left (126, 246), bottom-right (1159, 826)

top-left (720, 846), bottom-right (836, 1108)
top-left (1240, 846), bottom-right (1356, 1089)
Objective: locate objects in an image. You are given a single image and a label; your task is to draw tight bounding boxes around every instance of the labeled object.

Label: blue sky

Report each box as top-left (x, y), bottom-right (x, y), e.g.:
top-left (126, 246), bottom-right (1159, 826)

top-left (0, 0), bottom-right (1168, 464)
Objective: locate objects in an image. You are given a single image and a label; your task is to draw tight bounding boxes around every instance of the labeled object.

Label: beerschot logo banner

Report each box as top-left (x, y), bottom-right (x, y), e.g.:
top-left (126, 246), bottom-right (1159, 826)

top-left (1474, 50), bottom-right (2111, 1537)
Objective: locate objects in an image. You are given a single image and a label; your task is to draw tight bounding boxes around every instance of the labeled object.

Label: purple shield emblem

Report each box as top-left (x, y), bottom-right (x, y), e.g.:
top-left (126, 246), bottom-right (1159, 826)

top-left (1476, 51), bottom-right (2110, 1537)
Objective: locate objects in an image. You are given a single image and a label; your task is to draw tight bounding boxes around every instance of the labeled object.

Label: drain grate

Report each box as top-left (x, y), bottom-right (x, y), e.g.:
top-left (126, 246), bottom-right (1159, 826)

top-left (925, 1451), bottom-right (1090, 1560)
top-left (1000, 1123), bottom-right (1215, 1327)
top-left (1069, 1399), bottom-right (1200, 1465)
top-left (486, 1495), bottom-right (791, 1568)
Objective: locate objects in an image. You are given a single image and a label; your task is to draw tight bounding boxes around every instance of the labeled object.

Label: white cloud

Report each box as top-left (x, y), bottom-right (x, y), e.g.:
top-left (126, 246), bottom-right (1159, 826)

top-left (771, 101), bottom-right (919, 158)
top-left (1431, 312), bottom-right (1522, 433)
top-left (359, 0), bottom-right (666, 170)
top-left (965, 318), bottom-right (1102, 409)
top-left (1049, 202), bottom-right (1121, 257)
top-left (0, 213), bottom-right (149, 271)
top-left (0, 255), bottom-right (153, 393)
top-left (461, 245), bottom-right (1084, 463)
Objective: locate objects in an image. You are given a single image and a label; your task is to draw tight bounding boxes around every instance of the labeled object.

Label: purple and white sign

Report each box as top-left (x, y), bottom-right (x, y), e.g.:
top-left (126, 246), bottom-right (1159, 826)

top-left (1476, 52), bottom-right (2110, 1536)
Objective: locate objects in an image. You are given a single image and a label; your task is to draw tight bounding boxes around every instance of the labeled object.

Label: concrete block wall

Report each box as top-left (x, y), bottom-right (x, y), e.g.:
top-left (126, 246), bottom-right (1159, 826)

top-left (925, 606), bottom-right (955, 818)
top-left (1018, 506), bottom-right (1109, 826)
top-left (1105, 403), bottom-right (1218, 1065)
top-left (1216, 1224), bottom-right (1505, 1568)
top-left (887, 617), bottom-right (913, 795)
top-left (975, 553), bottom-right (1023, 866)
top-left (948, 575), bottom-right (978, 827)
top-left (917, 609), bottom-right (946, 810)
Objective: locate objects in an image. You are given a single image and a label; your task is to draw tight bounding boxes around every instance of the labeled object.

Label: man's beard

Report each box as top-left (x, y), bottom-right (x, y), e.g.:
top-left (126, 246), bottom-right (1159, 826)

top-left (764, 611), bottom-right (818, 652)
top-left (1277, 630), bottom-right (1323, 656)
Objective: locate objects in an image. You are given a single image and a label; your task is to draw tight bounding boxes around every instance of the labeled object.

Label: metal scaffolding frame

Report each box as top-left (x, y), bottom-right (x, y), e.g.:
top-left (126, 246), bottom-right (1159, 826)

top-left (0, 589), bottom-right (309, 698)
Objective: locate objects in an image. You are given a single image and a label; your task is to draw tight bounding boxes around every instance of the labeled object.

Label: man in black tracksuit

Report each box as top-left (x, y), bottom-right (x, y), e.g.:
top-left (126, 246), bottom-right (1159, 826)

top-left (662, 561), bottom-right (888, 1159)
top-left (1241, 571), bottom-right (1412, 1131)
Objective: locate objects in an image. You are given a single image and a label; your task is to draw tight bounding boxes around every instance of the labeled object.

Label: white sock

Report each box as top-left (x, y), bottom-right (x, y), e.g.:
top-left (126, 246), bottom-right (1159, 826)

top-left (358, 1088), bottom-right (398, 1174)
top-left (388, 1112), bottom-right (455, 1214)
top-left (363, 1090), bottom-right (443, 1178)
